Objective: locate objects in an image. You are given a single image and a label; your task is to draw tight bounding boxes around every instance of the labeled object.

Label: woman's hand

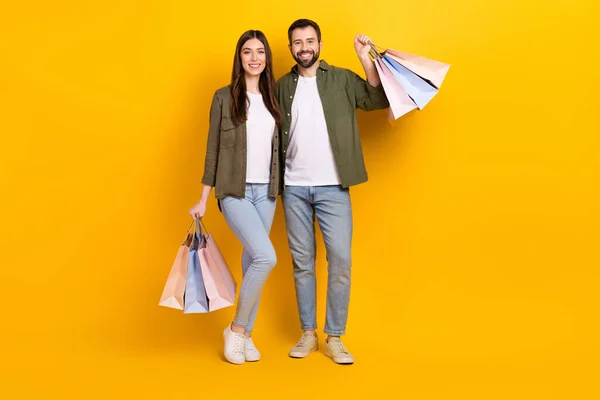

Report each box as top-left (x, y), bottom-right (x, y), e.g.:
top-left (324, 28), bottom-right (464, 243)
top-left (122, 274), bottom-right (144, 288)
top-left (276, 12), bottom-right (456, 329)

top-left (188, 200), bottom-right (207, 218)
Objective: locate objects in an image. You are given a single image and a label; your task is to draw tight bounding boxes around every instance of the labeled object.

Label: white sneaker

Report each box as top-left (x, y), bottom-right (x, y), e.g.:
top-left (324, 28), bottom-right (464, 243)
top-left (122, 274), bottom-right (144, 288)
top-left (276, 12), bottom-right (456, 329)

top-left (244, 337), bottom-right (261, 362)
top-left (324, 337), bottom-right (354, 364)
top-left (289, 332), bottom-right (319, 358)
top-left (223, 325), bottom-right (245, 364)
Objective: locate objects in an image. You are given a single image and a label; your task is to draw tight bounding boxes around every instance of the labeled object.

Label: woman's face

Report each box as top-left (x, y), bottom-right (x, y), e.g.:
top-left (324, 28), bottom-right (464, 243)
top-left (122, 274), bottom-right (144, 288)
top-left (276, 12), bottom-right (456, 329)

top-left (240, 38), bottom-right (266, 77)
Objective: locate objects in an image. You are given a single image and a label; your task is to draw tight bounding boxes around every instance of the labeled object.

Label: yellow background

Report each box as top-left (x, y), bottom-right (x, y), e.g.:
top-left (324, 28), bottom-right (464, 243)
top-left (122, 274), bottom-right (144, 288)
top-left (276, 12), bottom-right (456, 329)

top-left (1, 1), bottom-right (598, 398)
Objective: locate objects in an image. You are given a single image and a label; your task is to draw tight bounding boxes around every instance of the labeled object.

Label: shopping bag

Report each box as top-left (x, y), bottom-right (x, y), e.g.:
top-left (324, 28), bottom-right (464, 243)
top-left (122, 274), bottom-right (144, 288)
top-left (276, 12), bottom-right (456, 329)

top-left (381, 55), bottom-right (438, 109)
top-left (366, 38), bottom-right (450, 119)
top-left (374, 57), bottom-right (418, 119)
top-left (384, 48), bottom-right (450, 89)
top-left (158, 232), bottom-right (193, 310)
top-left (183, 221), bottom-right (210, 314)
top-left (196, 218), bottom-right (236, 312)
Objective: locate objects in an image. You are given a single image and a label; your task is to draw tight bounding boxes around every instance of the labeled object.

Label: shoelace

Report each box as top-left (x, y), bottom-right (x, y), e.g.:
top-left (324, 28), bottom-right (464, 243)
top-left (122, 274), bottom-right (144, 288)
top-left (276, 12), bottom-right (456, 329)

top-left (329, 339), bottom-right (348, 354)
top-left (232, 333), bottom-right (245, 354)
top-left (297, 333), bottom-right (315, 347)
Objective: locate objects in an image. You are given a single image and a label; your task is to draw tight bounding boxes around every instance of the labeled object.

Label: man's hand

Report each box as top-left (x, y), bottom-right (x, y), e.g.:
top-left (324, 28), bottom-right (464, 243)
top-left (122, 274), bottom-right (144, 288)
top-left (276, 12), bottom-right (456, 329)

top-left (354, 34), bottom-right (373, 60)
top-left (354, 33), bottom-right (381, 87)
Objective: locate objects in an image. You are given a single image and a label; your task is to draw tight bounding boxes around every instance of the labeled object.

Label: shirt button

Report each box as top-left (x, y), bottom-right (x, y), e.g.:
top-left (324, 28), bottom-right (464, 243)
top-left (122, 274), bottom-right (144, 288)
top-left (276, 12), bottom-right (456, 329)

top-left (289, 96), bottom-right (293, 99)
top-left (284, 131), bottom-right (288, 135)
top-left (287, 113), bottom-right (290, 116)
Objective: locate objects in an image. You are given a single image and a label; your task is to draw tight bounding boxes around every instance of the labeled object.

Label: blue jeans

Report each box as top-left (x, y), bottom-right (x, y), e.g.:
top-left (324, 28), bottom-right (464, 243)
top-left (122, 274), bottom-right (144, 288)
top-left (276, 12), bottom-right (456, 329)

top-left (282, 185), bottom-right (353, 336)
top-left (220, 183), bottom-right (277, 333)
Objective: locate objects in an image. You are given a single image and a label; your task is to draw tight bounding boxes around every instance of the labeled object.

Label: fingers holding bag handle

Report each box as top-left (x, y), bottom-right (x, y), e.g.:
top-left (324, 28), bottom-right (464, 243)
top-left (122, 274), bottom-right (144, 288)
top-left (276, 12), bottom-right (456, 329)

top-left (357, 33), bottom-right (372, 45)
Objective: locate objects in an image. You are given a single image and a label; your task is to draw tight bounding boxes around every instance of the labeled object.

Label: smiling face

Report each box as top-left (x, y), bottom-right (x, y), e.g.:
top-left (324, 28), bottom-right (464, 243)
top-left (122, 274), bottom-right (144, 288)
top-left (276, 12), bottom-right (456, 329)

top-left (289, 26), bottom-right (321, 68)
top-left (240, 38), bottom-right (266, 77)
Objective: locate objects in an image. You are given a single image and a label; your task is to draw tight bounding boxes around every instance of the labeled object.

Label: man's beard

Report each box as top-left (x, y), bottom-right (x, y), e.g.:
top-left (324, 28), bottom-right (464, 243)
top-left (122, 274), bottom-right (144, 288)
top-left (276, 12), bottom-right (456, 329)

top-left (293, 49), bottom-right (320, 68)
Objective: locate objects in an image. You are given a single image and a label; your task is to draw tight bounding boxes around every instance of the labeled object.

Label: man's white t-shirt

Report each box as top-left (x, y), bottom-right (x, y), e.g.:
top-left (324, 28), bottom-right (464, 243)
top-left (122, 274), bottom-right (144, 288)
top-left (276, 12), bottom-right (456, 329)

top-left (284, 75), bottom-right (341, 186)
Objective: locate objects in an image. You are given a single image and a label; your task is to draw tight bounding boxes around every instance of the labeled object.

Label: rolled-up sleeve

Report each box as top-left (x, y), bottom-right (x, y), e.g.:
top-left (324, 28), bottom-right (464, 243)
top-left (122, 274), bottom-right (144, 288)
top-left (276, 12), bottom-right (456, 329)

top-left (353, 72), bottom-right (389, 111)
top-left (201, 92), bottom-right (222, 186)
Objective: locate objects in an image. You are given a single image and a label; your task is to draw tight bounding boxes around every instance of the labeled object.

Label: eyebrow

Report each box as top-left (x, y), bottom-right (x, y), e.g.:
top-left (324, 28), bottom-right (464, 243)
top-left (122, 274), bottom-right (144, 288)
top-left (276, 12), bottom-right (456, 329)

top-left (242, 47), bottom-right (265, 51)
top-left (294, 37), bottom-right (315, 42)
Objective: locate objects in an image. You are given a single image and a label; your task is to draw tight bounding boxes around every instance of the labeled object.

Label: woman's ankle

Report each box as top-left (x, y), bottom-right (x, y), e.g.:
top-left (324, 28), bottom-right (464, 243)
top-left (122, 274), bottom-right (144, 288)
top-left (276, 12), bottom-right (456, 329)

top-left (230, 322), bottom-right (245, 335)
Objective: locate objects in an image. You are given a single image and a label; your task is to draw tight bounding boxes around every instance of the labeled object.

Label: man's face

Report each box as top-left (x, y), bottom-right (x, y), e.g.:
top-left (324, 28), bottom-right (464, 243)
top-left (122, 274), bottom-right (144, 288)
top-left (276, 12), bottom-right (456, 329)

top-left (289, 27), bottom-right (321, 68)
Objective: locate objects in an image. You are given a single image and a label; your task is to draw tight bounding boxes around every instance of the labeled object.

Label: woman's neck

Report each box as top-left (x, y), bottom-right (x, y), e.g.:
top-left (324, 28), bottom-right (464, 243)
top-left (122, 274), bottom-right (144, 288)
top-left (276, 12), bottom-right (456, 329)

top-left (245, 74), bottom-right (260, 94)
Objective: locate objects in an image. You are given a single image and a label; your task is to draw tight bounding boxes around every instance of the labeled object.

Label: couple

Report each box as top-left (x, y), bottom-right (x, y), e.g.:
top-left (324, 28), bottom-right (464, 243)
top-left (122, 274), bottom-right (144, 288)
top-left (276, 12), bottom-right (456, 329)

top-left (188, 19), bottom-right (389, 365)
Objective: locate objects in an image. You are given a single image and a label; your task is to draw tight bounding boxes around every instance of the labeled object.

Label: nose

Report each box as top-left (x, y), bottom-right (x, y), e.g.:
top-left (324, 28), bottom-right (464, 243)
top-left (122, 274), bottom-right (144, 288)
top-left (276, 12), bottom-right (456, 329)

top-left (251, 51), bottom-right (258, 61)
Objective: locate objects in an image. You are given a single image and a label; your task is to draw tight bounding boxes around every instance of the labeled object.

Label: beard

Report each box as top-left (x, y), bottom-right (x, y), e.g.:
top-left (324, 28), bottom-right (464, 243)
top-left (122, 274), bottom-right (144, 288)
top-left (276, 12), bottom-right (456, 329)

top-left (293, 49), bottom-right (320, 68)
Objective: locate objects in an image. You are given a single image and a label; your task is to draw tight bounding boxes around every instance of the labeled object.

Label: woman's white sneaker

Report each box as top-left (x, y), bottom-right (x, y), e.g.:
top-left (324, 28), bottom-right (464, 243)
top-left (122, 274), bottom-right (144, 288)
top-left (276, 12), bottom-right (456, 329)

top-left (244, 337), bottom-right (261, 362)
top-left (223, 325), bottom-right (246, 364)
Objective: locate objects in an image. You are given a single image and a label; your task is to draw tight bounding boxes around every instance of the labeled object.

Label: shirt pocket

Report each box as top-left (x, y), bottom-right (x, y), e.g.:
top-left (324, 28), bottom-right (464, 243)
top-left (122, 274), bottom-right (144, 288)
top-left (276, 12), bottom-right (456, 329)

top-left (219, 117), bottom-right (238, 148)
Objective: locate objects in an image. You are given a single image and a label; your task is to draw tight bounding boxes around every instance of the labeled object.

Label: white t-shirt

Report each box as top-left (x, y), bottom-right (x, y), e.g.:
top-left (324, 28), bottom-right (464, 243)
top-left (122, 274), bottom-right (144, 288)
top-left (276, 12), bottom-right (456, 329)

top-left (246, 92), bottom-right (275, 183)
top-left (285, 76), bottom-right (341, 186)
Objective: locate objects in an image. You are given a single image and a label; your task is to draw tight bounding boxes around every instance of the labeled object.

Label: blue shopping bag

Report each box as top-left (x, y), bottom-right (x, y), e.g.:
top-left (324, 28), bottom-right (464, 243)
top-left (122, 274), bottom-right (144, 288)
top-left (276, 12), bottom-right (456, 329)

top-left (382, 55), bottom-right (438, 110)
top-left (183, 221), bottom-right (210, 314)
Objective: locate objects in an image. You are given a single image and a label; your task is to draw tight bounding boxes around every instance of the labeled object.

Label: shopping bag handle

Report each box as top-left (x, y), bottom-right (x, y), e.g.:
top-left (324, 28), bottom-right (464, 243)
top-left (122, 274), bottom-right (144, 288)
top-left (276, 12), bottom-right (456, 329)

top-left (192, 216), bottom-right (211, 250)
top-left (194, 215), bottom-right (210, 235)
top-left (365, 41), bottom-right (387, 60)
top-left (194, 215), bottom-right (203, 237)
top-left (181, 221), bottom-right (194, 246)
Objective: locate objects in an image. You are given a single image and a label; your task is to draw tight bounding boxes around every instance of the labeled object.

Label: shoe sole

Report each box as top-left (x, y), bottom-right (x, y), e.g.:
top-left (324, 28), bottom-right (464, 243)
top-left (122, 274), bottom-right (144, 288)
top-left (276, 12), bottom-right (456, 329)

top-left (245, 355), bottom-right (260, 362)
top-left (289, 344), bottom-right (319, 358)
top-left (324, 347), bottom-right (354, 364)
top-left (225, 355), bottom-right (245, 364)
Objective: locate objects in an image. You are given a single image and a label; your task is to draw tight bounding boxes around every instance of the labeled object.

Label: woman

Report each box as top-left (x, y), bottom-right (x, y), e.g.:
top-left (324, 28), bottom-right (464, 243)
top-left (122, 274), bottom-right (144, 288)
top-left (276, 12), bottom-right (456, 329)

top-left (188, 30), bottom-right (283, 365)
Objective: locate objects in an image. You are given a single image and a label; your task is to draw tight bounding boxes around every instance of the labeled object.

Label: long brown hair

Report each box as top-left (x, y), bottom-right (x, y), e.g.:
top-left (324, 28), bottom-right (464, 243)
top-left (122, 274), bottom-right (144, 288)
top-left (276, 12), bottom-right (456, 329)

top-left (230, 30), bottom-right (282, 128)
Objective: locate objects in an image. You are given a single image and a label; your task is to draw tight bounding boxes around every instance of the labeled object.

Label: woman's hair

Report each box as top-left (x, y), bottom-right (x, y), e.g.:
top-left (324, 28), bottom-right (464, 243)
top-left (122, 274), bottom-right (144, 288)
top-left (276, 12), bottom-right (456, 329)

top-left (230, 30), bottom-right (282, 128)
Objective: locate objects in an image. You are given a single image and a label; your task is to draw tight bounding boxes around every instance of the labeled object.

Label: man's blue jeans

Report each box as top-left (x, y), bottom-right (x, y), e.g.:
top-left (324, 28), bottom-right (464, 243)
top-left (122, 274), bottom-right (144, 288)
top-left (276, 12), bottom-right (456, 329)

top-left (282, 185), bottom-right (353, 336)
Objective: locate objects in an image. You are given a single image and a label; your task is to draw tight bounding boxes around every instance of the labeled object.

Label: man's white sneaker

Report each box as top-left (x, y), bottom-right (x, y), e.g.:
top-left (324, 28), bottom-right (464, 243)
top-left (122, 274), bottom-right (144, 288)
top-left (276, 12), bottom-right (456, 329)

top-left (244, 337), bottom-right (261, 362)
top-left (223, 325), bottom-right (245, 364)
top-left (289, 332), bottom-right (319, 358)
top-left (324, 337), bottom-right (354, 364)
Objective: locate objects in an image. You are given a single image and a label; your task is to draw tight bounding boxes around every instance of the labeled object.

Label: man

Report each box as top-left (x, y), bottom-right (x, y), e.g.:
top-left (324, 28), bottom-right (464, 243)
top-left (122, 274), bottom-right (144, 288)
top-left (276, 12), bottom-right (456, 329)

top-left (276, 19), bottom-right (389, 364)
